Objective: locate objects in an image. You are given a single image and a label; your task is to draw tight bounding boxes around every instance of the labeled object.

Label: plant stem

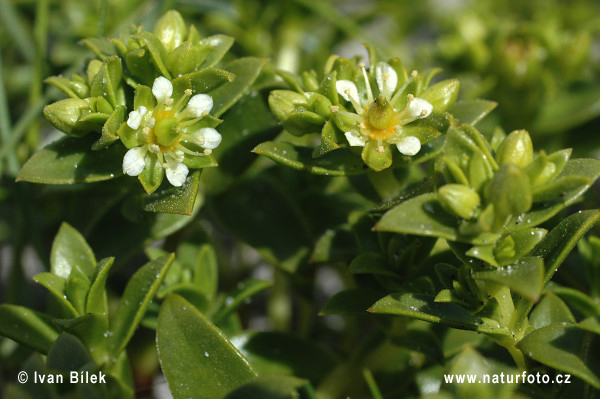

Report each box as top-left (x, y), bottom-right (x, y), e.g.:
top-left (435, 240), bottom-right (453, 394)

top-left (0, 52), bottom-right (19, 175)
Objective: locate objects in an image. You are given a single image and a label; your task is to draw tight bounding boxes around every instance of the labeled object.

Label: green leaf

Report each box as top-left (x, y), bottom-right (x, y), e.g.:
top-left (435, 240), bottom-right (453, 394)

top-left (46, 333), bottom-right (92, 372)
top-left (534, 84), bottom-right (600, 134)
top-left (157, 294), bottom-right (257, 399)
top-left (92, 105), bottom-right (125, 150)
top-left (32, 273), bottom-right (78, 318)
top-left (368, 291), bottom-right (510, 336)
top-left (420, 79), bottom-right (460, 112)
top-left (546, 285), bottom-right (600, 318)
top-left (253, 142), bottom-right (366, 176)
top-left (171, 68), bottom-right (234, 100)
top-left (134, 32), bottom-right (170, 79)
top-left (533, 209), bottom-right (600, 284)
top-left (376, 193), bottom-right (467, 243)
top-left (0, 305), bottom-right (60, 354)
top-left (580, 316), bottom-right (600, 335)
top-left (86, 257), bottom-right (115, 316)
top-left (222, 375), bottom-right (311, 399)
top-left (231, 332), bottom-right (337, 382)
top-left (50, 223), bottom-right (96, 279)
top-left (518, 325), bottom-right (600, 388)
top-left (108, 254), bottom-right (174, 356)
top-left (17, 136), bottom-right (125, 184)
top-left (142, 170), bottom-right (202, 215)
top-left (90, 56), bottom-right (122, 108)
top-left (199, 34), bottom-right (235, 68)
top-left (505, 160), bottom-right (600, 231)
top-left (213, 279), bottom-right (272, 324)
top-left (208, 57), bottom-right (267, 117)
top-left (192, 244), bottom-right (218, 300)
top-left (448, 99), bottom-right (497, 126)
top-left (320, 288), bottom-right (385, 316)
top-left (65, 266), bottom-right (91, 315)
top-left (473, 257), bottom-right (544, 301)
top-left (54, 313), bottom-right (108, 365)
top-left (529, 293), bottom-right (575, 329)
top-left (348, 253), bottom-right (398, 277)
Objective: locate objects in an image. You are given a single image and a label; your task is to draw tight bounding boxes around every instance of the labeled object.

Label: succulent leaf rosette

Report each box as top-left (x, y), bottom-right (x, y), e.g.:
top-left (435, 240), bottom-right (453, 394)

top-left (119, 76), bottom-right (222, 192)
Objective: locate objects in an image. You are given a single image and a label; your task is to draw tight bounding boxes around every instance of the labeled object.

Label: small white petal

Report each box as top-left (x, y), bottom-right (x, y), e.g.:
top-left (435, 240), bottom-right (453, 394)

top-left (344, 131), bottom-right (366, 147)
top-left (407, 98), bottom-right (433, 119)
top-left (375, 62), bottom-right (398, 97)
top-left (152, 76), bottom-right (173, 102)
top-left (336, 80), bottom-right (359, 104)
top-left (165, 161), bottom-right (189, 187)
top-left (198, 128), bottom-right (222, 150)
top-left (396, 136), bottom-right (421, 156)
top-left (126, 106), bottom-right (147, 130)
top-left (123, 147), bottom-right (147, 176)
top-left (186, 94), bottom-right (213, 117)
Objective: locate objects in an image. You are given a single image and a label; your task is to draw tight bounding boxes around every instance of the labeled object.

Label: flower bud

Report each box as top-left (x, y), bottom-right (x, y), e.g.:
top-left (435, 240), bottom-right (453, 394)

top-left (495, 129), bottom-right (533, 167)
top-left (154, 10), bottom-right (187, 53)
top-left (155, 116), bottom-right (181, 146)
top-left (167, 42), bottom-right (201, 76)
top-left (43, 98), bottom-right (92, 137)
top-left (438, 184), bottom-right (481, 219)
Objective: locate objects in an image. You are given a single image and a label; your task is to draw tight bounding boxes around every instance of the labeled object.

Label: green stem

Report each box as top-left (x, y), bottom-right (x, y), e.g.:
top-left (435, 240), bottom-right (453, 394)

top-left (367, 169), bottom-right (404, 201)
top-left (0, 52), bottom-right (19, 175)
top-left (0, 0), bottom-right (35, 62)
top-left (363, 368), bottom-right (384, 399)
top-left (98, 0), bottom-right (108, 37)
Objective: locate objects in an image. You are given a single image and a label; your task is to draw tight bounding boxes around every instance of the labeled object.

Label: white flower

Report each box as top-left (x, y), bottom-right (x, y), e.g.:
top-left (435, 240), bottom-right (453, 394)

top-left (123, 147), bottom-right (147, 176)
top-left (120, 76), bottom-right (223, 190)
top-left (185, 94), bottom-right (213, 117)
top-left (334, 63), bottom-right (433, 156)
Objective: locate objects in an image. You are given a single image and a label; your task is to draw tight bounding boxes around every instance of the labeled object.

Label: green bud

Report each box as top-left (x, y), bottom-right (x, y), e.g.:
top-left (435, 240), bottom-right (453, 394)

top-left (493, 235), bottom-right (516, 264)
top-left (485, 163), bottom-right (532, 229)
top-left (367, 95), bottom-right (395, 130)
top-left (308, 93), bottom-right (333, 119)
top-left (495, 129), bottom-right (533, 167)
top-left (86, 60), bottom-right (103, 86)
top-left (154, 10), bottom-right (187, 53)
top-left (302, 71), bottom-right (320, 92)
top-left (331, 57), bottom-right (355, 81)
top-left (268, 90), bottom-right (308, 122)
top-left (43, 98), bottom-right (93, 137)
top-left (167, 42), bottom-right (201, 76)
top-left (419, 79), bottom-right (460, 112)
top-left (155, 116), bottom-right (181, 146)
top-left (438, 184), bottom-right (481, 219)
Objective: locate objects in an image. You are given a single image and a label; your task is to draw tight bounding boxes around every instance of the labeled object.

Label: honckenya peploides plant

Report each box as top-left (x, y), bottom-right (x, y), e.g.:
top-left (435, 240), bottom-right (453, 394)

top-left (2, 3), bottom-right (600, 399)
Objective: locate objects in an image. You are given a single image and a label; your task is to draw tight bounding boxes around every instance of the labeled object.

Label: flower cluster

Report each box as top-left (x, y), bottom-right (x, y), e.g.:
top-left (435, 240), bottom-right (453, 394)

top-left (334, 63), bottom-right (433, 157)
top-left (119, 76), bottom-right (221, 190)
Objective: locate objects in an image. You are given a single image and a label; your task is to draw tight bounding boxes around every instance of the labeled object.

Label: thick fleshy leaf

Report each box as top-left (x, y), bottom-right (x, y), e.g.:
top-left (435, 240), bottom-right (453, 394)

top-left (376, 193), bottom-right (469, 243)
top-left (505, 160), bottom-right (600, 231)
top-left (54, 313), bottom-right (108, 364)
top-left (320, 288), bottom-right (385, 316)
top-left (92, 105), bottom-right (125, 150)
top-left (213, 279), bottom-right (272, 324)
top-left (348, 253), bottom-right (398, 277)
top-left (199, 34), bottom-right (235, 68)
top-left (142, 170), bottom-right (201, 215)
top-left (253, 141), bottom-right (366, 176)
top-left (231, 332), bottom-right (337, 382)
top-left (108, 254), bottom-right (174, 356)
top-left (534, 84), bottom-right (600, 134)
top-left (157, 294), bottom-right (257, 399)
top-left (473, 257), bottom-right (544, 301)
top-left (65, 266), bottom-right (91, 315)
top-left (134, 32), bottom-right (170, 78)
top-left (546, 285), bottom-right (600, 318)
top-left (518, 325), bottom-right (600, 388)
top-left (368, 291), bottom-right (510, 336)
top-left (17, 136), bottom-right (125, 184)
top-left (222, 375), bottom-right (312, 399)
top-left (90, 56), bottom-right (122, 107)
top-left (533, 209), bottom-right (600, 283)
top-left (208, 57), bottom-right (267, 117)
top-left (171, 68), bottom-right (234, 100)
top-left (32, 273), bottom-right (78, 318)
top-left (420, 79), bottom-right (460, 112)
top-left (448, 99), bottom-right (498, 126)
top-left (0, 305), bottom-right (60, 354)
top-left (580, 316), bottom-right (600, 335)
top-left (50, 223), bottom-right (96, 279)
top-left (86, 257), bottom-right (115, 317)
top-left (46, 333), bottom-right (93, 372)
top-left (529, 293), bottom-right (575, 329)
